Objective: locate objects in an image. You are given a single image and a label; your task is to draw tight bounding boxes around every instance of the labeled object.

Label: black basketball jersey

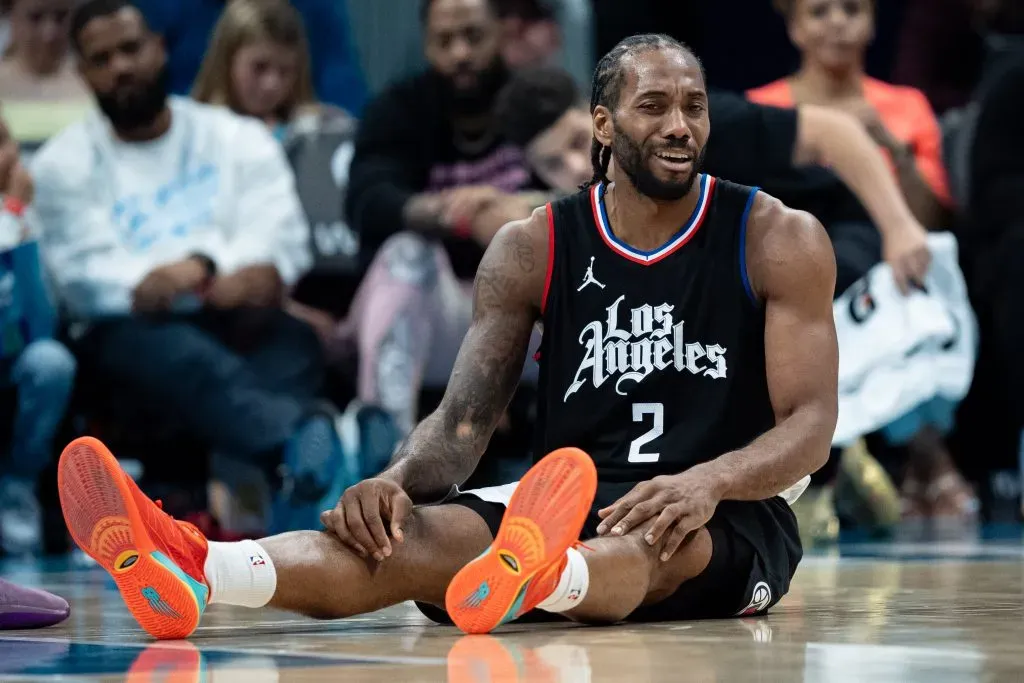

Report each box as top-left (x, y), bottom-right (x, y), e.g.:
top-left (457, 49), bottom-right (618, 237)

top-left (534, 174), bottom-right (775, 503)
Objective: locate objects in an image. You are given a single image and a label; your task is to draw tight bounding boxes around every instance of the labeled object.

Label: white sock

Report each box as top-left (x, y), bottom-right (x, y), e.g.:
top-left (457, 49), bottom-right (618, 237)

top-left (537, 547), bottom-right (590, 613)
top-left (204, 540), bottom-right (277, 608)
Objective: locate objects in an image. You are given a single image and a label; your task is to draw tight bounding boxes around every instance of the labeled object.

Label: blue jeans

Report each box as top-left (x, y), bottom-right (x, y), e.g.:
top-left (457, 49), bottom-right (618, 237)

top-left (1, 339), bottom-right (76, 479)
top-left (75, 310), bottom-right (323, 465)
top-left (881, 397), bottom-right (958, 447)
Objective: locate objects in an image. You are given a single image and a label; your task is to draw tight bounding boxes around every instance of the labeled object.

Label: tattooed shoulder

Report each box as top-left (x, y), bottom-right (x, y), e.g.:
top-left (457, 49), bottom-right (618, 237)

top-left (473, 207), bottom-right (549, 313)
top-left (509, 227), bottom-right (537, 274)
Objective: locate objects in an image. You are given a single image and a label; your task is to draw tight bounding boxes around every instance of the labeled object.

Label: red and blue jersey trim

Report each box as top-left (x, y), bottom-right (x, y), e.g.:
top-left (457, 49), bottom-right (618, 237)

top-left (589, 174), bottom-right (715, 265)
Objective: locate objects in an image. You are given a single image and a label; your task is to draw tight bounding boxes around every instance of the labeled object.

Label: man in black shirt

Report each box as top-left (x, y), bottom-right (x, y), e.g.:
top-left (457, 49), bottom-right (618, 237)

top-left (343, 0), bottom-right (549, 435)
top-left (962, 38), bottom-right (1024, 446)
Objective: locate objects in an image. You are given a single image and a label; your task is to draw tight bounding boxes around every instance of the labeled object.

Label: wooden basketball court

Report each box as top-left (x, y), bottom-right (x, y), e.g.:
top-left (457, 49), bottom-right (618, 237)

top-left (2, 533), bottom-right (1022, 681)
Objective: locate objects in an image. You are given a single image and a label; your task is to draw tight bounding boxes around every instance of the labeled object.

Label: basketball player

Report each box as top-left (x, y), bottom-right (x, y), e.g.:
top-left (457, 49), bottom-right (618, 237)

top-left (56, 34), bottom-right (838, 639)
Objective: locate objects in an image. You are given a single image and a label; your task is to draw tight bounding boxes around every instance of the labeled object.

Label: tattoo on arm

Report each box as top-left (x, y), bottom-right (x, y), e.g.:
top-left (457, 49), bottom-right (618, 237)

top-left (383, 213), bottom-right (546, 502)
top-left (508, 228), bottom-right (537, 273)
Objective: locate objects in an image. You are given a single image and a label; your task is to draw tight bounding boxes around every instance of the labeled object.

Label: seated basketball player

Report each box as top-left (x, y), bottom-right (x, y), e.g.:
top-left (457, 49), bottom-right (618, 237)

top-left (56, 34), bottom-right (839, 640)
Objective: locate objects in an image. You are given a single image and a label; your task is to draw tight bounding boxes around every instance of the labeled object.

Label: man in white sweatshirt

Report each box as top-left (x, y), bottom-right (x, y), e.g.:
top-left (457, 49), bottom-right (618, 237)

top-left (29, 0), bottom-right (344, 533)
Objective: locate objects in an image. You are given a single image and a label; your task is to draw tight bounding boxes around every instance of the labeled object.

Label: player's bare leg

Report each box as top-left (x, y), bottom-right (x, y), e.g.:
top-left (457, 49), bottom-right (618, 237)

top-left (260, 507), bottom-right (492, 618)
top-left (445, 450), bottom-right (718, 631)
top-left (57, 436), bottom-right (496, 638)
top-left (446, 502), bottom-right (714, 630)
top-left (563, 527), bottom-right (713, 623)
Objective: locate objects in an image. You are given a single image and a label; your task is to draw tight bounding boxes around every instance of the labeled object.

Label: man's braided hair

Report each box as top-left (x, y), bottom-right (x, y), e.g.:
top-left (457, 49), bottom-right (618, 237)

top-left (585, 34), bottom-right (705, 189)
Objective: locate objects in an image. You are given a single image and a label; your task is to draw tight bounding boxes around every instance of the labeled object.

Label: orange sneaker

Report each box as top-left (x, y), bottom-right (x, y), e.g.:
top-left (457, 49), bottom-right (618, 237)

top-left (57, 437), bottom-right (210, 640)
top-left (445, 447), bottom-right (596, 634)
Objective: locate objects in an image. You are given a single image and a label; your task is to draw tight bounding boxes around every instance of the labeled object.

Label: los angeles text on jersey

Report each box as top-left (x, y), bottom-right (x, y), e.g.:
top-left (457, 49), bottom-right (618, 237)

top-left (564, 294), bottom-right (728, 401)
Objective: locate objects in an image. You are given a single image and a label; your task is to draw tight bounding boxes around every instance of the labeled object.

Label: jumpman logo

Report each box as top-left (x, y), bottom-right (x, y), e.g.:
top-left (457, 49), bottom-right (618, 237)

top-left (577, 257), bottom-right (606, 292)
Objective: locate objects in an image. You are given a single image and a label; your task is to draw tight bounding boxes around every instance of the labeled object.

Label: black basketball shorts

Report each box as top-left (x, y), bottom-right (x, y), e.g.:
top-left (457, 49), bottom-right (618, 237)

top-left (416, 483), bottom-right (803, 624)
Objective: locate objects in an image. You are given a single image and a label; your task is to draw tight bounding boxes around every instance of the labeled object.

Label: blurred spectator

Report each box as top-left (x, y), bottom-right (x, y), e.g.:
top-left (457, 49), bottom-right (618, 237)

top-left (0, 0), bottom-right (92, 149)
top-left (191, 0), bottom-right (360, 349)
top-left (342, 0), bottom-right (551, 435)
top-left (132, 0), bottom-right (367, 116)
top-left (966, 5), bottom-right (1024, 236)
top-left (0, 115), bottom-right (75, 556)
top-left (191, 0), bottom-right (352, 142)
top-left (746, 0), bottom-right (976, 521)
top-left (493, 66), bottom-right (590, 192)
top-left (495, 0), bottom-right (560, 71)
top-left (347, 0), bottom-right (593, 96)
top-left (891, 0), bottom-right (985, 115)
top-left (28, 0), bottom-right (350, 534)
top-left (962, 12), bottom-right (1024, 451)
top-left (747, 0), bottom-right (952, 231)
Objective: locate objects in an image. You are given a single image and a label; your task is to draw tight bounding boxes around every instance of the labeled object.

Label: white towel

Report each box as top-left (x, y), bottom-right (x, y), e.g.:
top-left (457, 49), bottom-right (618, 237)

top-left (832, 232), bottom-right (977, 446)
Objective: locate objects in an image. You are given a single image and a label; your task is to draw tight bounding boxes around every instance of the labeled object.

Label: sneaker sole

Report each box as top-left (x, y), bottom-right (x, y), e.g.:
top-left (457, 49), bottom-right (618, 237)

top-left (445, 447), bottom-right (597, 634)
top-left (57, 437), bottom-right (206, 640)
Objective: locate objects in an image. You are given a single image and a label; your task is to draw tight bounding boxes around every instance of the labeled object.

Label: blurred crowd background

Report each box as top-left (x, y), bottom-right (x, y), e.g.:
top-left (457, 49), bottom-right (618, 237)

top-left (0, 0), bottom-right (1022, 559)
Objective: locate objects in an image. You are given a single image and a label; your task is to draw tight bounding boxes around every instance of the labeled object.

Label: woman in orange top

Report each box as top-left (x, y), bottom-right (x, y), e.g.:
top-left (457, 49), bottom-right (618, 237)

top-left (749, 0), bottom-right (975, 523)
top-left (748, 0), bottom-right (951, 230)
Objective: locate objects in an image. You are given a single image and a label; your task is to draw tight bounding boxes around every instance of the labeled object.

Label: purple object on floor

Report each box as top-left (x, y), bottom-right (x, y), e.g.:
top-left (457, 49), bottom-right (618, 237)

top-left (0, 578), bottom-right (70, 629)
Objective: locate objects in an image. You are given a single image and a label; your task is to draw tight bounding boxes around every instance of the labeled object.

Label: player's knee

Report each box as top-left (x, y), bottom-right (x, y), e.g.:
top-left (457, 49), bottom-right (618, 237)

top-left (615, 526), bottom-right (664, 565)
top-left (647, 526), bottom-right (713, 598)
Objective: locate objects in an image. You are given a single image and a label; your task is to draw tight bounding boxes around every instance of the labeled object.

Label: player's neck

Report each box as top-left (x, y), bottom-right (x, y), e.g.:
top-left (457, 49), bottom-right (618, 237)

top-left (791, 61), bottom-right (864, 102)
top-left (603, 176), bottom-right (703, 252)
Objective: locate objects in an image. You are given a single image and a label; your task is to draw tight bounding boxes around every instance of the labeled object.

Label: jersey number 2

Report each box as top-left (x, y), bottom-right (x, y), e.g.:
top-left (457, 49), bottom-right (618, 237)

top-left (628, 402), bottom-right (664, 463)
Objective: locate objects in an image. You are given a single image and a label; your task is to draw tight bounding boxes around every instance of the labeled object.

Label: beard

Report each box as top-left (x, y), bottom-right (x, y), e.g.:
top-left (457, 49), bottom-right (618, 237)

top-left (611, 125), bottom-right (706, 201)
top-left (434, 55), bottom-right (509, 118)
top-left (95, 65), bottom-right (169, 131)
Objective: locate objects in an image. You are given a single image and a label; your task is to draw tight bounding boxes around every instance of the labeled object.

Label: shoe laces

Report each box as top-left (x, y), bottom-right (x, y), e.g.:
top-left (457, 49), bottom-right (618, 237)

top-left (152, 499), bottom-right (205, 541)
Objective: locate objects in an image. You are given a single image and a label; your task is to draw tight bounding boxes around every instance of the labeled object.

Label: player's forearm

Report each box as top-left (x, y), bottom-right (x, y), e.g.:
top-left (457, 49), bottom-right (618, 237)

top-left (797, 107), bottom-right (917, 240)
top-left (699, 402), bottom-right (835, 502)
top-left (380, 218), bottom-right (543, 502)
top-left (378, 328), bottom-right (523, 501)
top-left (379, 410), bottom-right (487, 503)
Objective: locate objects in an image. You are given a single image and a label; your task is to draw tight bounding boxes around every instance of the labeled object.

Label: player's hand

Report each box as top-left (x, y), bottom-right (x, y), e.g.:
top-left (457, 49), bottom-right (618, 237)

top-left (596, 467), bottom-right (721, 561)
top-left (882, 219), bottom-right (931, 294)
top-left (320, 477), bottom-right (413, 562)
